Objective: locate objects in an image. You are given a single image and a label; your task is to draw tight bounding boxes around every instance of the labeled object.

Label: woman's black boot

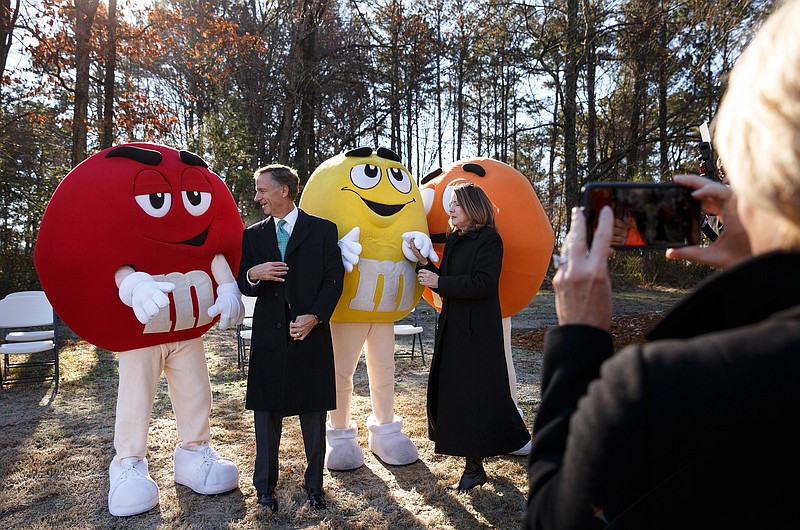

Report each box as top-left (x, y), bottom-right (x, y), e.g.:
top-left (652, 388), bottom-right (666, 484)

top-left (450, 456), bottom-right (487, 492)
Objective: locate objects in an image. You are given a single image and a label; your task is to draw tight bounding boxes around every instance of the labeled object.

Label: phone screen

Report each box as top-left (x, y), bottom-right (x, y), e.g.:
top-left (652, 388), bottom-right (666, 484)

top-left (581, 182), bottom-right (702, 249)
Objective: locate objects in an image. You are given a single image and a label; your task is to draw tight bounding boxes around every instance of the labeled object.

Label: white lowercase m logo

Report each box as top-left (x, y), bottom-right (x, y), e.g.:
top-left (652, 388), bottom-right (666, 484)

top-left (144, 270), bottom-right (214, 333)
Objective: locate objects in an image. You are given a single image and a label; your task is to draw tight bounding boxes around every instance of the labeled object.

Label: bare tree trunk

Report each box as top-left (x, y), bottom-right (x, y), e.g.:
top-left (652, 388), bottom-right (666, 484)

top-left (100, 0), bottom-right (117, 149)
top-left (293, 0), bottom-right (327, 182)
top-left (72, 0), bottom-right (99, 166)
top-left (583, 0), bottom-right (597, 180)
top-left (658, 2), bottom-right (669, 178)
top-left (0, 0), bottom-right (20, 83)
top-left (563, 0), bottom-right (580, 229)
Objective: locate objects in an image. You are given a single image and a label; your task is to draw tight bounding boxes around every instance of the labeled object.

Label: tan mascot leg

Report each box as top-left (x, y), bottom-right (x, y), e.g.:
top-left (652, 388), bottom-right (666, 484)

top-left (327, 322), bottom-right (418, 470)
top-left (503, 317), bottom-right (532, 456)
top-left (109, 338), bottom-right (238, 517)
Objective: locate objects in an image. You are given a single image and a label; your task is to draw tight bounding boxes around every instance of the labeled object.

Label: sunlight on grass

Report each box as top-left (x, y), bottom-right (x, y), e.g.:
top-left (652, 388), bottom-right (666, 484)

top-left (0, 290), bottom-right (683, 528)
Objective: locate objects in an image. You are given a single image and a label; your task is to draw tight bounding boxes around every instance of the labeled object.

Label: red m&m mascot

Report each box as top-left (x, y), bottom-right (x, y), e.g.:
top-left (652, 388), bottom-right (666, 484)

top-left (34, 144), bottom-right (244, 516)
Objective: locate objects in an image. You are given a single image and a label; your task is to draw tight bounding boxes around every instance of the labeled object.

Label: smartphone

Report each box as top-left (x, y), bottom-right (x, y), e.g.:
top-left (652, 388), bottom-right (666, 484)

top-left (581, 182), bottom-right (702, 249)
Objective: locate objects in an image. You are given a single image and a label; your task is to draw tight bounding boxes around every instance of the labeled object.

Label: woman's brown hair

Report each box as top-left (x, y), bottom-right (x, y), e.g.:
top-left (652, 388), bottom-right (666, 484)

top-left (451, 183), bottom-right (497, 233)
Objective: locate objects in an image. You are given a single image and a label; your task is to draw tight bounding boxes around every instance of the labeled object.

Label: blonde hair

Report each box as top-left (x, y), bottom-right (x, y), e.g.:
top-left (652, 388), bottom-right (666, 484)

top-left (450, 183), bottom-right (497, 233)
top-left (714, 0), bottom-right (800, 249)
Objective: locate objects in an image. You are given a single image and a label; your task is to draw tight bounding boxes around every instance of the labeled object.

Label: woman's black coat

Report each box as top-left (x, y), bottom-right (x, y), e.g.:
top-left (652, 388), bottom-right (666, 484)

top-left (422, 226), bottom-right (530, 456)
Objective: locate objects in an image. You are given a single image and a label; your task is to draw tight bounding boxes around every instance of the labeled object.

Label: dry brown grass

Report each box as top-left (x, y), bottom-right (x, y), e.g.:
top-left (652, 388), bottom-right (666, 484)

top-left (0, 301), bottom-right (540, 530)
top-left (0, 290), bottom-right (684, 529)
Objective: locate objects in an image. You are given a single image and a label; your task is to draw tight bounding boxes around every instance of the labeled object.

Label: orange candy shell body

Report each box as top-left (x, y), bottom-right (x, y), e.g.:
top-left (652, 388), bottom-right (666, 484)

top-left (421, 158), bottom-right (554, 318)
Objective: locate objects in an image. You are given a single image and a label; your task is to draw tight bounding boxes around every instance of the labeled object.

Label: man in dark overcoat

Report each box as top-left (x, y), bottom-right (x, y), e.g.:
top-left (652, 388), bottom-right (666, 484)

top-left (237, 164), bottom-right (344, 513)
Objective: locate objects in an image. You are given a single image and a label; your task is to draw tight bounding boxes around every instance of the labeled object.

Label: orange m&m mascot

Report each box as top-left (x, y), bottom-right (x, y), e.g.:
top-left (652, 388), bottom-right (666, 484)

top-left (420, 158), bottom-right (554, 454)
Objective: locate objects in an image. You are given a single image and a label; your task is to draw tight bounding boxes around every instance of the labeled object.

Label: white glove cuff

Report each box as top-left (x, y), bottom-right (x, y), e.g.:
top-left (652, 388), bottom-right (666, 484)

top-left (216, 281), bottom-right (240, 296)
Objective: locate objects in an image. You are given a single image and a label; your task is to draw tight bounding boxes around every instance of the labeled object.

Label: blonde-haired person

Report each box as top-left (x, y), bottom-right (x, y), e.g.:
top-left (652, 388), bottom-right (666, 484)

top-left (525, 2), bottom-right (800, 528)
top-left (410, 183), bottom-right (529, 491)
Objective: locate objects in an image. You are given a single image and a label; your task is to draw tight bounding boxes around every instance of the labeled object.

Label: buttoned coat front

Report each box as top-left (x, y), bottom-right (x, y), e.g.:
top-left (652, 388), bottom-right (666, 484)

top-left (422, 226), bottom-right (530, 456)
top-left (237, 209), bottom-right (344, 415)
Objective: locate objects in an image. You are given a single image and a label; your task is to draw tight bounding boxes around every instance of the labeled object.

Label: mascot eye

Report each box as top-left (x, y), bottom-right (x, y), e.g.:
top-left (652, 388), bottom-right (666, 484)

top-left (350, 164), bottom-right (381, 189)
top-left (182, 190), bottom-right (212, 216)
top-left (442, 185), bottom-right (456, 213)
top-left (135, 192), bottom-right (172, 218)
top-left (387, 167), bottom-right (412, 194)
top-left (421, 187), bottom-right (435, 214)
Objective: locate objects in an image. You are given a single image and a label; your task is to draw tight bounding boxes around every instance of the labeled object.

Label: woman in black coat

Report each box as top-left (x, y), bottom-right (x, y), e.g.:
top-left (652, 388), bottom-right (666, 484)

top-left (413, 183), bottom-right (529, 491)
top-left (526, 4), bottom-right (800, 527)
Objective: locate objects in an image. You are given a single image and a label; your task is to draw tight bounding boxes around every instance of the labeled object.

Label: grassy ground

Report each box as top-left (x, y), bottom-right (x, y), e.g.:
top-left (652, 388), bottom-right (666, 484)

top-left (0, 289), bottom-right (685, 529)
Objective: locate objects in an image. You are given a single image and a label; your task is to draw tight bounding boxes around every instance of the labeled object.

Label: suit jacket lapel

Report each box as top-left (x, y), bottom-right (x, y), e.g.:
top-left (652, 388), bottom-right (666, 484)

top-left (262, 217), bottom-right (281, 261)
top-left (285, 209), bottom-right (311, 259)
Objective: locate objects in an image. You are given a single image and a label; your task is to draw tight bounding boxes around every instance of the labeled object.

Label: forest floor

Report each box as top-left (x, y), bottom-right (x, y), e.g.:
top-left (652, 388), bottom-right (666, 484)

top-left (0, 288), bottom-right (685, 529)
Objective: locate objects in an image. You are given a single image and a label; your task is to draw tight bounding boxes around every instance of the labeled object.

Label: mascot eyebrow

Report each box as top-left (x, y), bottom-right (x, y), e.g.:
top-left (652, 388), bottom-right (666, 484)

top-left (344, 146), bottom-right (402, 163)
top-left (105, 145), bottom-right (163, 165)
top-left (104, 146), bottom-right (209, 169)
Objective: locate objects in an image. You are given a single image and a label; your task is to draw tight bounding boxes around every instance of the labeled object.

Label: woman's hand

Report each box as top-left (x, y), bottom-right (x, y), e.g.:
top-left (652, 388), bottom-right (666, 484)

top-left (552, 207), bottom-right (614, 330)
top-left (417, 269), bottom-right (439, 289)
top-left (665, 174), bottom-right (751, 268)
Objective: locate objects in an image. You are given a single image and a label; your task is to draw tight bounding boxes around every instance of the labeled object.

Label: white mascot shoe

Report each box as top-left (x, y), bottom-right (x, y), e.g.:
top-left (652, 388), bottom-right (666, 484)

top-left (509, 408), bottom-right (532, 456)
top-left (108, 457), bottom-right (160, 517)
top-left (325, 421), bottom-right (364, 471)
top-left (367, 415), bottom-right (418, 466)
top-left (174, 443), bottom-right (239, 494)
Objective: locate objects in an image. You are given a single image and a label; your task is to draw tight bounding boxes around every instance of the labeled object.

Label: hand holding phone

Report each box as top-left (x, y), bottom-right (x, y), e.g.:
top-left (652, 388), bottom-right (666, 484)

top-left (581, 182), bottom-right (702, 249)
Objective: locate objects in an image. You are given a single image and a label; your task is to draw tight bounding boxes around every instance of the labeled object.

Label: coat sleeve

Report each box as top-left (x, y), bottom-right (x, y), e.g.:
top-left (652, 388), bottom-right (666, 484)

top-left (525, 324), bottom-right (650, 529)
top-left (436, 229), bottom-right (502, 299)
top-left (237, 227), bottom-right (263, 297)
top-left (306, 220), bottom-right (345, 322)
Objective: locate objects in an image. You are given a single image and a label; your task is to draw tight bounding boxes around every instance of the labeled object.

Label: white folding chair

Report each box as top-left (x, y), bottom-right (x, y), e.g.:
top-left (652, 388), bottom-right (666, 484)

top-left (237, 295), bottom-right (257, 376)
top-left (0, 294), bottom-right (59, 394)
top-left (394, 306), bottom-right (425, 365)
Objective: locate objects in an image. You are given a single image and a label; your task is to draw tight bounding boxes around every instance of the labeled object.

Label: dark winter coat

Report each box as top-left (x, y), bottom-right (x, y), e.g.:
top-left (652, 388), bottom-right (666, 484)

top-left (525, 250), bottom-right (800, 530)
top-left (422, 226), bottom-right (530, 456)
top-left (237, 209), bottom-right (344, 415)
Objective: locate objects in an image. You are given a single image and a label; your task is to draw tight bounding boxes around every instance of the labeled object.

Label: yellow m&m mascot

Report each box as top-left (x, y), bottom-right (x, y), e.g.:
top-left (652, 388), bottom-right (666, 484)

top-left (300, 147), bottom-right (437, 470)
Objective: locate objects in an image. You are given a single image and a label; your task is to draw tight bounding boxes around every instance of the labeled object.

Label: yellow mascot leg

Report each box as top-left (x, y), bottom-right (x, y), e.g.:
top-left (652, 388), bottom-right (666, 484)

top-left (365, 322), bottom-right (418, 466)
top-left (326, 322), bottom-right (370, 471)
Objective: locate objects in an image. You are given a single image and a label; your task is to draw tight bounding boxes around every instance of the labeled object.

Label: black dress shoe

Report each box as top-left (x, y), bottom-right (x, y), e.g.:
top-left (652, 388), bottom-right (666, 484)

top-left (307, 490), bottom-right (327, 510)
top-left (257, 492), bottom-right (279, 512)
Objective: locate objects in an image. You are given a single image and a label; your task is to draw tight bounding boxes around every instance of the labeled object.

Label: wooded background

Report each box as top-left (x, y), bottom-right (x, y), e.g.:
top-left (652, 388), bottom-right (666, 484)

top-left (0, 0), bottom-right (774, 296)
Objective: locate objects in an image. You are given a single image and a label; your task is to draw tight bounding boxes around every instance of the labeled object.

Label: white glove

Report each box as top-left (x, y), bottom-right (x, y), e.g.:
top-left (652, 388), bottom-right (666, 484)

top-left (118, 271), bottom-right (176, 325)
top-left (401, 231), bottom-right (439, 263)
top-left (338, 226), bottom-right (362, 273)
top-left (208, 281), bottom-right (245, 330)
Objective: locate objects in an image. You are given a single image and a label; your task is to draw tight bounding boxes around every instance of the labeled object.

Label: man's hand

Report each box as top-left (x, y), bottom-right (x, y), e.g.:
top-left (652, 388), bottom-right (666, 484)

top-left (248, 261), bottom-right (288, 282)
top-left (289, 314), bottom-right (320, 341)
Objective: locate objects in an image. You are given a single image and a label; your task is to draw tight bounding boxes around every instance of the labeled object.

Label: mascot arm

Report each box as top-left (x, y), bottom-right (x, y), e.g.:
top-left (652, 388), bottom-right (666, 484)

top-left (115, 266), bottom-right (176, 325)
top-left (207, 253), bottom-right (245, 330)
top-left (337, 226), bottom-right (362, 273)
top-left (402, 231), bottom-right (439, 263)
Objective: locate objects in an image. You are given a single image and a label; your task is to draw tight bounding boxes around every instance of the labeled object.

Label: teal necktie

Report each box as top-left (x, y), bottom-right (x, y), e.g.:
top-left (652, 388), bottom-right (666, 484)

top-left (277, 219), bottom-right (290, 260)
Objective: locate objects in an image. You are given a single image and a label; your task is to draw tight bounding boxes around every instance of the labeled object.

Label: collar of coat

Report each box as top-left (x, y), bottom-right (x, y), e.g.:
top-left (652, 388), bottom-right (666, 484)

top-left (646, 250), bottom-right (800, 341)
